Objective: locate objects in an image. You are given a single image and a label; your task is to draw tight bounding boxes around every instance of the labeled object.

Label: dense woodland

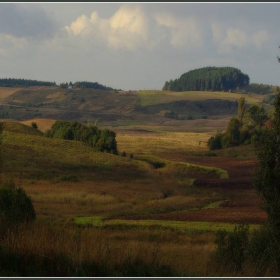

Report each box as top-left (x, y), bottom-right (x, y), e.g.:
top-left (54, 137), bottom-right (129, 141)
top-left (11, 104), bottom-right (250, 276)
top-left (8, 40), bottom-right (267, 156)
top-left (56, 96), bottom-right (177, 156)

top-left (163, 67), bottom-right (250, 92)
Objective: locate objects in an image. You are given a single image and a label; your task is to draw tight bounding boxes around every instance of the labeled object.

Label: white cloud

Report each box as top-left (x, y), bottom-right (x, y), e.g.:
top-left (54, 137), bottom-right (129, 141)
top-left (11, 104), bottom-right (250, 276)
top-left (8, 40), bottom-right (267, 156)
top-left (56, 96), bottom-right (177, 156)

top-left (63, 5), bottom-right (156, 51)
top-left (64, 11), bottom-right (98, 36)
top-left (154, 12), bottom-right (203, 49)
top-left (211, 23), bottom-right (268, 54)
top-left (107, 5), bottom-right (152, 50)
top-left (63, 4), bottom-right (205, 51)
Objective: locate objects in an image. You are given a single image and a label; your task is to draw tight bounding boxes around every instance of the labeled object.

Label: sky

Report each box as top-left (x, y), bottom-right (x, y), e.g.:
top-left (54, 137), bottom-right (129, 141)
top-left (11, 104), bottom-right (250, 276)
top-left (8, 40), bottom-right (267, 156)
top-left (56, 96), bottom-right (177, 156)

top-left (0, 2), bottom-right (280, 91)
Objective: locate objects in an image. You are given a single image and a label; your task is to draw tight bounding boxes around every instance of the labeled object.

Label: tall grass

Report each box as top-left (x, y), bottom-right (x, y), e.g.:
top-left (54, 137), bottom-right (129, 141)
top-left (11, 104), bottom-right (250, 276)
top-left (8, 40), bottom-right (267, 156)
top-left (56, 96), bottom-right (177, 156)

top-left (0, 224), bottom-right (216, 276)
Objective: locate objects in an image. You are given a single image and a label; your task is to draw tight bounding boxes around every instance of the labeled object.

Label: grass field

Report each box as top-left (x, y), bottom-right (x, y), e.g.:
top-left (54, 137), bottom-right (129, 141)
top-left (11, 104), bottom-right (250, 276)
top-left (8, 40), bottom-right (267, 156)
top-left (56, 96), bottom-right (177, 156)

top-left (0, 98), bottom-right (269, 277)
top-left (137, 90), bottom-right (263, 106)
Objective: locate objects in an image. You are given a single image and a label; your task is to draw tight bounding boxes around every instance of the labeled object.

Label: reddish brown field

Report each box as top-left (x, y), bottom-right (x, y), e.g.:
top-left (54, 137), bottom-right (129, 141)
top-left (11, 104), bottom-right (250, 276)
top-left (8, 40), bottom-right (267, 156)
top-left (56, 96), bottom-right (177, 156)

top-left (116, 156), bottom-right (267, 224)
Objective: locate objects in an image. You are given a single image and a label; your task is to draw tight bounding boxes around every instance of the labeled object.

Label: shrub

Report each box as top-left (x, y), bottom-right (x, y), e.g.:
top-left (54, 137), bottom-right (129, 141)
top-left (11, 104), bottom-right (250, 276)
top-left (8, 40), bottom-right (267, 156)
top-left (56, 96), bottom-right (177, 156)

top-left (212, 224), bottom-right (249, 273)
top-left (160, 187), bottom-right (174, 199)
top-left (207, 132), bottom-right (223, 150)
top-left (31, 122), bottom-right (38, 129)
top-left (55, 175), bottom-right (79, 183)
top-left (0, 180), bottom-right (36, 227)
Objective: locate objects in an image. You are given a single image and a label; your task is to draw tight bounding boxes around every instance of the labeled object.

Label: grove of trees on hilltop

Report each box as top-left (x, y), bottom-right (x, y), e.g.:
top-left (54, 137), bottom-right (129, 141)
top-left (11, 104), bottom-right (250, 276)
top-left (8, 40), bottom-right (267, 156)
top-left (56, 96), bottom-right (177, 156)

top-left (163, 67), bottom-right (250, 92)
top-left (73, 81), bottom-right (115, 91)
top-left (0, 78), bottom-right (56, 87)
top-left (44, 121), bottom-right (118, 154)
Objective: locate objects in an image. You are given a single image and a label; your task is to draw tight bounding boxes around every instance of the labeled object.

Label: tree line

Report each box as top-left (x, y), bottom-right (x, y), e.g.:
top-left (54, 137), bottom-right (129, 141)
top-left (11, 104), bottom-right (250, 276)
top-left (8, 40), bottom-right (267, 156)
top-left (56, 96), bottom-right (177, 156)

top-left (0, 78), bottom-right (119, 91)
top-left (60, 81), bottom-right (120, 91)
top-left (44, 120), bottom-right (118, 154)
top-left (0, 78), bottom-right (56, 87)
top-left (163, 66), bottom-right (250, 92)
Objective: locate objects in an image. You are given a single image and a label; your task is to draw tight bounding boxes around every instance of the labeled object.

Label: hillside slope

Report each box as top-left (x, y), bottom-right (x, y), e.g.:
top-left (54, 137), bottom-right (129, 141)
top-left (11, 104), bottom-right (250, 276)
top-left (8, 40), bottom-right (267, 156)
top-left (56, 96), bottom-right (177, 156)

top-left (0, 87), bottom-right (270, 127)
top-left (1, 122), bottom-right (150, 181)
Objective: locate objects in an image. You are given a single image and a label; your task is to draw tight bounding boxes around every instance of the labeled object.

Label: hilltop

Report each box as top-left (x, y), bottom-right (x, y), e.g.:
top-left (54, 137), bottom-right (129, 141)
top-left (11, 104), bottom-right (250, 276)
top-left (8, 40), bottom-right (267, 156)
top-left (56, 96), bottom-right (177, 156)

top-left (163, 66), bottom-right (250, 92)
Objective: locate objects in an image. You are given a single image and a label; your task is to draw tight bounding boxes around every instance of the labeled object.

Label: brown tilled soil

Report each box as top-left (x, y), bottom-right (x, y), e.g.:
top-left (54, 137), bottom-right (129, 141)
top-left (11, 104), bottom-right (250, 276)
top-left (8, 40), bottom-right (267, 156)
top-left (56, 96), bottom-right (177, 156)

top-left (116, 156), bottom-right (267, 224)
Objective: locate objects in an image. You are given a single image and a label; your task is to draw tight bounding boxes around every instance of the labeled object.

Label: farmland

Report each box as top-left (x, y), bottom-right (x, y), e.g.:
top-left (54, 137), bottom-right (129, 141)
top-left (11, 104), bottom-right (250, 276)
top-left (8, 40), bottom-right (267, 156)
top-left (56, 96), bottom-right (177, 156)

top-left (0, 87), bottom-right (273, 276)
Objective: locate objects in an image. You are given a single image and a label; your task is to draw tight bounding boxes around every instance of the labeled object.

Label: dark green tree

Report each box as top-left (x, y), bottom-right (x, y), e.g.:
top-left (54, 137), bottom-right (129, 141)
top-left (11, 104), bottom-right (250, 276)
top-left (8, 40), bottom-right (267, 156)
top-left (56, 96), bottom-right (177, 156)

top-left (0, 180), bottom-right (36, 226)
top-left (31, 122), bottom-right (38, 129)
top-left (225, 117), bottom-right (241, 146)
top-left (244, 104), bottom-right (267, 127)
top-left (238, 97), bottom-right (246, 125)
top-left (254, 88), bottom-right (280, 269)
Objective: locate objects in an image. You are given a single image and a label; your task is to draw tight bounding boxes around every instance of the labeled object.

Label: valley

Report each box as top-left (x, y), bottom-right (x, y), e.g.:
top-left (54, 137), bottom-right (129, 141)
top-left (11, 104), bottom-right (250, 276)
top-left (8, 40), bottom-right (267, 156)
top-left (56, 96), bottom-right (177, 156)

top-left (0, 86), bottom-right (275, 276)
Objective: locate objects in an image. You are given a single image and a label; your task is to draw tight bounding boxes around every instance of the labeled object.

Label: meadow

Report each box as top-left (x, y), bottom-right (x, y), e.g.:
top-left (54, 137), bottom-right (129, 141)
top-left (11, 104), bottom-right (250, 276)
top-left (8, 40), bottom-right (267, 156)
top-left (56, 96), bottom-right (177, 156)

top-left (0, 117), bottom-right (269, 277)
top-left (0, 87), bottom-right (271, 276)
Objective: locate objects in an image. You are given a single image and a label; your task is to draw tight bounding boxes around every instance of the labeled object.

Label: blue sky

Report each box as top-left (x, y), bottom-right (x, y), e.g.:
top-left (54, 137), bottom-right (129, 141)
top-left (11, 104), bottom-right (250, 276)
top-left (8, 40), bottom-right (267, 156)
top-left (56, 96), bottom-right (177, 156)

top-left (0, 2), bottom-right (279, 90)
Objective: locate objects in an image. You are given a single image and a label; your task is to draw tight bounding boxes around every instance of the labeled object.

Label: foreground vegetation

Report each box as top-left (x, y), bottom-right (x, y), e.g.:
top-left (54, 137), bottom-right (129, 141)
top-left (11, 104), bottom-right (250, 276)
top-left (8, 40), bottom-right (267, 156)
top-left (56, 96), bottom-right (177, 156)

top-left (0, 116), bottom-right (270, 276)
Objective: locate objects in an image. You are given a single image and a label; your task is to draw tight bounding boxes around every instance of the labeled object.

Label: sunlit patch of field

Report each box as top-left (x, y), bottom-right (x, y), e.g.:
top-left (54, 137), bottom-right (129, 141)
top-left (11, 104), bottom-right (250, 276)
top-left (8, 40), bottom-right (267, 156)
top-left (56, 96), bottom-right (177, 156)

top-left (20, 118), bottom-right (56, 132)
top-left (137, 90), bottom-right (261, 107)
top-left (0, 87), bottom-right (23, 100)
top-left (116, 131), bottom-right (213, 157)
top-left (86, 218), bottom-right (261, 233)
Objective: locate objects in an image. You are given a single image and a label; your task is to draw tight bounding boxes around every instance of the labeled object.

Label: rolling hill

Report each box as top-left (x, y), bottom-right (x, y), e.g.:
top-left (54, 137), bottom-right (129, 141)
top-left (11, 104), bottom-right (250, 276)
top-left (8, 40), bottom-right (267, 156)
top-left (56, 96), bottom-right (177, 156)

top-left (0, 86), bottom-right (274, 134)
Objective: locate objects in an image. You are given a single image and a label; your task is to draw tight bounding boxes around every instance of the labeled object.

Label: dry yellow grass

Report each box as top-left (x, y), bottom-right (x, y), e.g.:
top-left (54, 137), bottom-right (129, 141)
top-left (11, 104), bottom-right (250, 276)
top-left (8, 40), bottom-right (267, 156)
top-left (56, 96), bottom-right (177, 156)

top-left (116, 130), bottom-right (213, 157)
top-left (0, 87), bottom-right (23, 100)
top-left (137, 90), bottom-right (261, 106)
top-left (20, 118), bottom-right (56, 132)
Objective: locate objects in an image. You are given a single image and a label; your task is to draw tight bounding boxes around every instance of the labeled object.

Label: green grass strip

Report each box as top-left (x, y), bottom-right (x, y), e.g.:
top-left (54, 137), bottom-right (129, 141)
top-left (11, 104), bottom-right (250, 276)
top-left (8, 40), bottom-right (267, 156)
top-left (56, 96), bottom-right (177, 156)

top-left (74, 216), bottom-right (261, 232)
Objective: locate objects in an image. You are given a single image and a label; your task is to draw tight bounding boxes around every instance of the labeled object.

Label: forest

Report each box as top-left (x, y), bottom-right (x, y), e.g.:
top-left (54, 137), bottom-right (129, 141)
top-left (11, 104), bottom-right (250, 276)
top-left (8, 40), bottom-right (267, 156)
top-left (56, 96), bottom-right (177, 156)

top-left (163, 66), bottom-right (250, 92)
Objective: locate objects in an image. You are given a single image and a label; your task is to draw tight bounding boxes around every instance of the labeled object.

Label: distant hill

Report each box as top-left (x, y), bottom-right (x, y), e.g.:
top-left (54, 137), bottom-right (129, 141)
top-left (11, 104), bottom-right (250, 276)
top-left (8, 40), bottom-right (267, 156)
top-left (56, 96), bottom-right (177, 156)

top-left (163, 66), bottom-right (250, 92)
top-left (0, 87), bottom-right (271, 125)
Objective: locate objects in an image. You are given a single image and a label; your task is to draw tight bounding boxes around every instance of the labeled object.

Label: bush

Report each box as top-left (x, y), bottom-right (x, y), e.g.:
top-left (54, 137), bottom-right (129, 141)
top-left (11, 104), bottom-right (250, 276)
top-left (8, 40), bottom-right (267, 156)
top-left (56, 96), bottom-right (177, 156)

top-left (160, 187), bottom-right (174, 199)
top-left (212, 224), bottom-right (249, 273)
top-left (0, 180), bottom-right (36, 227)
top-left (31, 122), bottom-right (38, 129)
top-left (207, 133), bottom-right (223, 150)
top-left (55, 175), bottom-right (79, 183)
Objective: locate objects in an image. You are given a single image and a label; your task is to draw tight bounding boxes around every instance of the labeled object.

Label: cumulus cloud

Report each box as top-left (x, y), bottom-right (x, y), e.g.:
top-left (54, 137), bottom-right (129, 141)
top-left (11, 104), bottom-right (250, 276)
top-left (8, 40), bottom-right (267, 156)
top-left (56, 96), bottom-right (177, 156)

top-left (64, 4), bottom-right (204, 51)
top-left (64, 5), bottom-right (156, 51)
top-left (211, 22), bottom-right (268, 53)
top-left (0, 3), bottom-right (56, 40)
top-left (64, 12), bottom-right (98, 36)
top-left (154, 12), bottom-right (203, 49)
